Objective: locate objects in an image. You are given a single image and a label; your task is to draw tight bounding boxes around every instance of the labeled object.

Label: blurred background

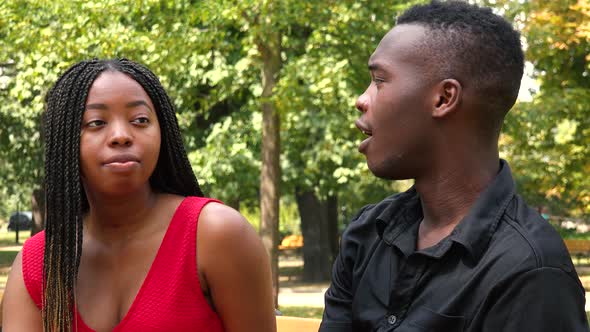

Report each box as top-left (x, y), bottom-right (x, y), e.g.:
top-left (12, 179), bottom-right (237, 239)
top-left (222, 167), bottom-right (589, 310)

top-left (0, 0), bottom-right (588, 319)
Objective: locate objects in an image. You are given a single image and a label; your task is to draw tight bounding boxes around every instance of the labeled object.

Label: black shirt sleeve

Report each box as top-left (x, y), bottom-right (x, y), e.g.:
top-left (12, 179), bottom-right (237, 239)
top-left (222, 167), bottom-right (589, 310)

top-left (319, 206), bottom-right (373, 332)
top-left (319, 248), bottom-right (354, 332)
top-left (481, 267), bottom-right (589, 332)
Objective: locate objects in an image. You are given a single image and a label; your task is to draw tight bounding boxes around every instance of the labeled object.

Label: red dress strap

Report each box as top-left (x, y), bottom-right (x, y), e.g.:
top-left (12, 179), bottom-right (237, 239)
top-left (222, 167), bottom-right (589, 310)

top-left (22, 230), bottom-right (45, 309)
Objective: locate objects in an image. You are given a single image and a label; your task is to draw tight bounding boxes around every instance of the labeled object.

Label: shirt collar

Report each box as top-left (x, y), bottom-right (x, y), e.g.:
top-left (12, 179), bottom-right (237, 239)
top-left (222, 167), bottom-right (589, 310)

top-left (375, 160), bottom-right (516, 262)
top-left (448, 160), bottom-right (516, 261)
top-left (376, 187), bottom-right (422, 246)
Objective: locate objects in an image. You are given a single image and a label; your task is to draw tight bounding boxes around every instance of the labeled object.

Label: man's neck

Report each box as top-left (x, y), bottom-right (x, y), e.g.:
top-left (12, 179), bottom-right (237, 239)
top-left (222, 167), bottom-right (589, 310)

top-left (414, 157), bottom-right (499, 250)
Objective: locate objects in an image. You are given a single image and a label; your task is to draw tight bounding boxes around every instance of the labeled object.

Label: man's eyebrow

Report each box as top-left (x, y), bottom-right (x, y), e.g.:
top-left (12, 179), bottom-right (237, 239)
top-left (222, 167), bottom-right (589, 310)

top-left (126, 100), bottom-right (153, 112)
top-left (368, 62), bottom-right (384, 71)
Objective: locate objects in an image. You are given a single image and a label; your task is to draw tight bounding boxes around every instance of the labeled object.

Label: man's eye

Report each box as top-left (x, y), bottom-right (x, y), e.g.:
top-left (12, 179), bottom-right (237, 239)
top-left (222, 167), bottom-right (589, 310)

top-left (372, 77), bottom-right (385, 84)
top-left (87, 120), bottom-right (105, 127)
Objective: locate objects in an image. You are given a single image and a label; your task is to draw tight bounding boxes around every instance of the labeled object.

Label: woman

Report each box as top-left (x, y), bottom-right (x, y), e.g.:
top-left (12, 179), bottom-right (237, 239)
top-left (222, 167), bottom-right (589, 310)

top-left (3, 59), bottom-right (276, 332)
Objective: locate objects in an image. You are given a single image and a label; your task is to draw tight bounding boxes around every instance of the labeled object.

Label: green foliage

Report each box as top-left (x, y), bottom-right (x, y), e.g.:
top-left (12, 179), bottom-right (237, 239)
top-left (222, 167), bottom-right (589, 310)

top-left (496, 0), bottom-right (590, 217)
top-left (183, 0), bottom-right (419, 219)
top-left (241, 201), bottom-right (301, 239)
top-left (2, 0), bottom-right (587, 232)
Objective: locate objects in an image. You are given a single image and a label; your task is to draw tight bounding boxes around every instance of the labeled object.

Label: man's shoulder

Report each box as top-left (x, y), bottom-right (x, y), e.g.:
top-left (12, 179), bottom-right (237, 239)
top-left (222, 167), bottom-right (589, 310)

top-left (347, 191), bottom-right (408, 228)
top-left (494, 194), bottom-right (575, 273)
top-left (340, 191), bottom-right (412, 246)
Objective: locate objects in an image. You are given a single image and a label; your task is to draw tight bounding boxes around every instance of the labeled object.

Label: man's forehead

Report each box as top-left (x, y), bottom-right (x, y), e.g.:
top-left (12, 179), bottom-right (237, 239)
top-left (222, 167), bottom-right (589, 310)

top-left (369, 24), bottom-right (428, 67)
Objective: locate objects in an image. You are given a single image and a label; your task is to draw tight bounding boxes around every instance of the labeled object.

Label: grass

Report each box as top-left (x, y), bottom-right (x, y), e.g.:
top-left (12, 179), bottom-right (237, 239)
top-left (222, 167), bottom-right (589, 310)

top-left (0, 251), bottom-right (18, 267)
top-left (0, 230), bottom-right (30, 246)
top-left (278, 306), bottom-right (323, 319)
top-left (0, 230), bottom-right (26, 292)
top-left (279, 265), bottom-right (304, 277)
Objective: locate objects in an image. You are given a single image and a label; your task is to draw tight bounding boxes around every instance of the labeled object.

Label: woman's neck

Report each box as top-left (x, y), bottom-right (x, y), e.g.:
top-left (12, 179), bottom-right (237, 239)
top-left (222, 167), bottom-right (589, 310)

top-left (83, 187), bottom-right (160, 243)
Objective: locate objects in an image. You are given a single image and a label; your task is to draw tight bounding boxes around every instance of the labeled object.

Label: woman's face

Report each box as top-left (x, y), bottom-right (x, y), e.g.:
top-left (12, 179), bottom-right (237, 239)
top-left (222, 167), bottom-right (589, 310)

top-left (80, 71), bottom-right (161, 198)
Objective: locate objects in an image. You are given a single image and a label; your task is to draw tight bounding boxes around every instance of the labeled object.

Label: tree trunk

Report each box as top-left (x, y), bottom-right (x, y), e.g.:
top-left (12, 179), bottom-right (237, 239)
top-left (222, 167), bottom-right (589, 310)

top-left (295, 189), bottom-right (336, 282)
top-left (30, 186), bottom-right (45, 236)
top-left (326, 195), bottom-right (339, 260)
top-left (257, 30), bottom-right (282, 307)
top-left (227, 198), bottom-right (240, 212)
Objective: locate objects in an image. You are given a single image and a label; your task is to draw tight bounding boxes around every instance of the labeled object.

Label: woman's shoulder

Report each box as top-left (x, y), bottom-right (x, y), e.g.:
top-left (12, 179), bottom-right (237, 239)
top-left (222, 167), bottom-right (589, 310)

top-left (197, 200), bottom-right (250, 236)
top-left (196, 200), bottom-right (261, 259)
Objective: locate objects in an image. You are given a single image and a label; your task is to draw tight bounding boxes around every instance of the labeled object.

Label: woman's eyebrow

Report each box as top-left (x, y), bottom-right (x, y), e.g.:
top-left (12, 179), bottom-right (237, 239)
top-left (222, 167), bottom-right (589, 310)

top-left (85, 103), bottom-right (108, 110)
top-left (85, 100), bottom-right (153, 112)
top-left (126, 100), bottom-right (153, 112)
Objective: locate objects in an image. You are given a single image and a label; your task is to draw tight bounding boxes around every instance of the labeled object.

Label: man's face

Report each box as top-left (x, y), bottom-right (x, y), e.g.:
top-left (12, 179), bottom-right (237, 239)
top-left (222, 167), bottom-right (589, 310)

top-left (355, 24), bottom-right (436, 180)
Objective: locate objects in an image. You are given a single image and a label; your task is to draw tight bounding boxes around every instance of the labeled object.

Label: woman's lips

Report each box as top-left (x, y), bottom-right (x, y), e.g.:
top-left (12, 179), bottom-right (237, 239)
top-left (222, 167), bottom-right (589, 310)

top-left (102, 153), bottom-right (140, 173)
top-left (103, 161), bottom-right (139, 172)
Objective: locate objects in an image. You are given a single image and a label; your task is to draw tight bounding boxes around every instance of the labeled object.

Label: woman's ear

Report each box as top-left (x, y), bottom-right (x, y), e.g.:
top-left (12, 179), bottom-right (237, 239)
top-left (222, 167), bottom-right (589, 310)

top-left (432, 79), bottom-right (462, 118)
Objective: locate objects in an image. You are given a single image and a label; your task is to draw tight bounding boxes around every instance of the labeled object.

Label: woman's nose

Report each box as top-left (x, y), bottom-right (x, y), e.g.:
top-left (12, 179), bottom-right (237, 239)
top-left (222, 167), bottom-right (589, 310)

top-left (108, 122), bottom-right (132, 147)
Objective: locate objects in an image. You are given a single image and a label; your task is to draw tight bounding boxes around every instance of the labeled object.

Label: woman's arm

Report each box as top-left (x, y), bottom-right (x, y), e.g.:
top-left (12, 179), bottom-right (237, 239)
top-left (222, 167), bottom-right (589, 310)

top-left (198, 202), bottom-right (276, 332)
top-left (2, 251), bottom-right (43, 332)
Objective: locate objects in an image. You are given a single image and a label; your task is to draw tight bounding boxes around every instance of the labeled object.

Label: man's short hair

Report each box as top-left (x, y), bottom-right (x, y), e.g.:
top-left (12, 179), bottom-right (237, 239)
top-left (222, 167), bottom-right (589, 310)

top-left (398, 0), bottom-right (525, 114)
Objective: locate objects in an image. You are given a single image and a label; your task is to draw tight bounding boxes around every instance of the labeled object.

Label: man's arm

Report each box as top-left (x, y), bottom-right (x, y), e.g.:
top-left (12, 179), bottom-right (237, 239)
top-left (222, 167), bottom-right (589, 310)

top-left (319, 245), bottom-right (355, 332)
top-left (481, 267), bottom-right (589, 331)
top-left (320, 204), bottom-right (375, 332)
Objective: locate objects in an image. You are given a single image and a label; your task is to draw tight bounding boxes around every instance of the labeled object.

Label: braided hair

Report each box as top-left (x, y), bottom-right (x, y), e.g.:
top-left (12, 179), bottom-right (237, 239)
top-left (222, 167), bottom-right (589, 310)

top-left (42, 58), bottom-right (203, 331)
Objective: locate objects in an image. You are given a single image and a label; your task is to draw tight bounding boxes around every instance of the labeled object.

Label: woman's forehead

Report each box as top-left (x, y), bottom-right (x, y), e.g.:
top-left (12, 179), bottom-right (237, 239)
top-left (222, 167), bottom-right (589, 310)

top-left (86, 71), bottom-right (152, 105)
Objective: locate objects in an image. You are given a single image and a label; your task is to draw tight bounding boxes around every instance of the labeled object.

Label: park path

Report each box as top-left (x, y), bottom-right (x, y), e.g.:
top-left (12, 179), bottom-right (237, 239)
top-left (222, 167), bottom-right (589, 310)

top-left (0, 245), bottom-right (21, 252)
top-left (277, 256), bottom-right (327, 308)
top-left (279, 282), bottom-right (328, 308)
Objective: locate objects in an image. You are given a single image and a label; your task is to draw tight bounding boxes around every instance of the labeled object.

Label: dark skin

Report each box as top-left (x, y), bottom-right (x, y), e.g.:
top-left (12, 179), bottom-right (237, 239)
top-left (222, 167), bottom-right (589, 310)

top-left (3, 72), bottom-right (276, 332)
top-left (355, 24), bottom-right (500, 250)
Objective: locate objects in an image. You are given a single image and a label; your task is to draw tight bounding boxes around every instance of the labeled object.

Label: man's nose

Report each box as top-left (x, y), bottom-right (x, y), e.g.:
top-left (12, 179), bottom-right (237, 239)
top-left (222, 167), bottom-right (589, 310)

top-left (355, 90), bottom-right (370, 113)
top-left (108, 122), bottom-right (132, 147)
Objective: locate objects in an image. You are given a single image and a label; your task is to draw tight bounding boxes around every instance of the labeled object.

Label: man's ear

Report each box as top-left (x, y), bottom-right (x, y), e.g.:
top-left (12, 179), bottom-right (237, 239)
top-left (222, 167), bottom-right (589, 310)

top-left (432, 79), bottom-right (462, 118)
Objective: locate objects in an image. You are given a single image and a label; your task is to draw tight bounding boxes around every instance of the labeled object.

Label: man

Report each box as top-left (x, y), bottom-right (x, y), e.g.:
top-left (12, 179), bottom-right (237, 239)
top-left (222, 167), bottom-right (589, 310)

top-left (320, 1), bottom-right (589, 331)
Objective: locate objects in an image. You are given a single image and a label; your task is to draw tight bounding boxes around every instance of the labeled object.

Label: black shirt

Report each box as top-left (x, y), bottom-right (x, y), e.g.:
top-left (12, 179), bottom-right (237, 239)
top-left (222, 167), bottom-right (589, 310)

top-left (320, 161), bottom-right (589, 332)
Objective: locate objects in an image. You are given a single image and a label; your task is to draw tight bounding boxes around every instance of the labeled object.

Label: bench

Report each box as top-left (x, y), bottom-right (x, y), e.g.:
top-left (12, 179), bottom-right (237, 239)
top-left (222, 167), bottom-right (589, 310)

top-left (564, 239), bottom-right (590, 263)
top-left (278, 235), bottom-right (303, 255)
top-left (277, 316), bottom-right (321, 332)
top-left (1, 290), bottom-right (3, 331)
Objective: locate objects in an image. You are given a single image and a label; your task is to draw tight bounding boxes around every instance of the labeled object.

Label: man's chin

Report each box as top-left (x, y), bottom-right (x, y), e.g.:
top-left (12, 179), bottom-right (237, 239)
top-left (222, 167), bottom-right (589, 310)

top-left (367, 161), bottom-right (412, 181)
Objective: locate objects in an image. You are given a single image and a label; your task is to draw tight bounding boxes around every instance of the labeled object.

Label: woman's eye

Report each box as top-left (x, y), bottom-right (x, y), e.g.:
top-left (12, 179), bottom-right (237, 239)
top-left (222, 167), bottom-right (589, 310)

top-left (132, 117), bottom-right (150, 124)
top-left (87, 120), bottom-right (105, 128)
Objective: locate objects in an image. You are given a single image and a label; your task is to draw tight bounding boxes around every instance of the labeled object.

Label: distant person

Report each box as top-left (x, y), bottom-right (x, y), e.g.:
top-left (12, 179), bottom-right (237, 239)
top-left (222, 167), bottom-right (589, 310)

top-left (320, 1), bottom-right (589, 331)
top-left (3, 59), bottom-right (276, 332)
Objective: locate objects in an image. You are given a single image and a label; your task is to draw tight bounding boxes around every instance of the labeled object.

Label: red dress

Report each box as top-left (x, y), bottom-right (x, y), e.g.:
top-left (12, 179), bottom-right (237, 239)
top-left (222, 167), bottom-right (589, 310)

top-left (22, 196), bottom-right (226, 331)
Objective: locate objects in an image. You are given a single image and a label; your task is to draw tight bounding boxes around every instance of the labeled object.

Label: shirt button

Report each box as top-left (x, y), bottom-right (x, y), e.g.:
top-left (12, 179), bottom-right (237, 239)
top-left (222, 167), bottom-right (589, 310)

top-left (387, 314), bottom-right (397, 325)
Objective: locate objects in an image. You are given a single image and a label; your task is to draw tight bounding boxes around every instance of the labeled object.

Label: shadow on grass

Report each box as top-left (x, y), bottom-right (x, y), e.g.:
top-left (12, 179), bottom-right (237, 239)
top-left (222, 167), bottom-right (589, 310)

top-left (0, 251), bottom-right (18, 268)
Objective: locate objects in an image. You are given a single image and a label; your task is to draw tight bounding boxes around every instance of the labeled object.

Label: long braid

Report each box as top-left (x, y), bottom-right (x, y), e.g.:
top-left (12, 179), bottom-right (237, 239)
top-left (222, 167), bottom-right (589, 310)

top-left (43, 60), bottom-right (100, 331)
top-left (42, 59), bottom-right (202, 331)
